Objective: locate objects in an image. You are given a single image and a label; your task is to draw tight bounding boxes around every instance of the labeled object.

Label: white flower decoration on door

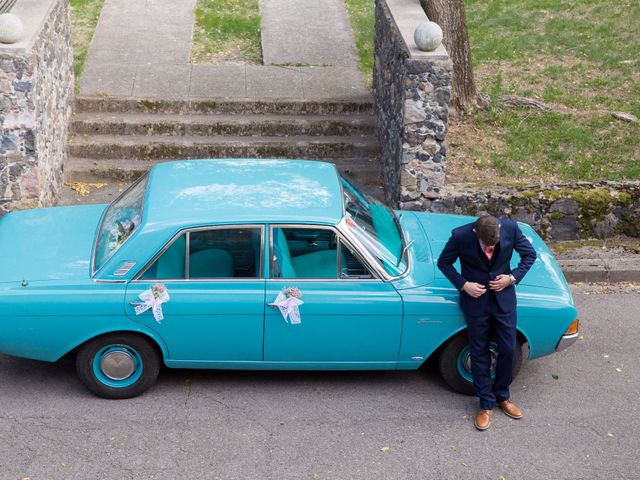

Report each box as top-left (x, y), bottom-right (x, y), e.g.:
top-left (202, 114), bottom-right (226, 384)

top-left (270, 287), bottom-right (304, 324)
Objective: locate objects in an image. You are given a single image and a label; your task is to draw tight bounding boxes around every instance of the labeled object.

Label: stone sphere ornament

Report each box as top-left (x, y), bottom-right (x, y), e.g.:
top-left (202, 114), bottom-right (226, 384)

top-left (414, 21), bottom-right (443, 52)
top-left (0, 13), bottom-right (23, 44)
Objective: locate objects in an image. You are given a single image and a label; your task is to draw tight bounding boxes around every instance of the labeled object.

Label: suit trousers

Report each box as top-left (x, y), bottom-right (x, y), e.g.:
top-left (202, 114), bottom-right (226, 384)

top-left (465, 293), bottom-right (517, 410)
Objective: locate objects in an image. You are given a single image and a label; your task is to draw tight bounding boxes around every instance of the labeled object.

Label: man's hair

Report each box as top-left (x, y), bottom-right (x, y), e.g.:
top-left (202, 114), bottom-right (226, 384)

top-left (474, 215), bottom-right (500, 246)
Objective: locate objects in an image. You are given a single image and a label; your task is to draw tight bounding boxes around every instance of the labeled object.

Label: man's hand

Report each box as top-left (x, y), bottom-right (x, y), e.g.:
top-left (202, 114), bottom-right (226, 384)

top-left (489, 274), bottom-right (512, 292)
top-left (462, 282), bottom-right (487, 298)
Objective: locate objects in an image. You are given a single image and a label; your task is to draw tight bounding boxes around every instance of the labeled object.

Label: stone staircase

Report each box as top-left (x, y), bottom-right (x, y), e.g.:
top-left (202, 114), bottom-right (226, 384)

top-left (66, 97), bottom-right (381, 191)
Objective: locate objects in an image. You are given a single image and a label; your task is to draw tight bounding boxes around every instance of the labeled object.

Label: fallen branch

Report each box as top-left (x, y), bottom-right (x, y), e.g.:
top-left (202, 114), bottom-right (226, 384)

top-left (499, 95), bottom-right (551, 111)
top-left (476, 93), bottom-right (637, 123)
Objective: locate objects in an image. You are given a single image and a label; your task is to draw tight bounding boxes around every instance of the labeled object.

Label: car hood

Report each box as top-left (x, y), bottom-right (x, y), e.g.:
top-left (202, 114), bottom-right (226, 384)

top-left (410, 212), bottom-right (572, 293)
top-left (0, 204), bottom-right (107, 283)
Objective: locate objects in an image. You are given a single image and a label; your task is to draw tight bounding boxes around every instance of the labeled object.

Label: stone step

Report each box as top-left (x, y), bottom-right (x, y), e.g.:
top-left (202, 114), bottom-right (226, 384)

top-left (70, 112), bottom-right (376, 137)
top-left (74, 96), bottom-right (374, 116)
top-left (68, 134), bottom-right (380, 161)
top-left (65, 157), bottom-right (382, 187)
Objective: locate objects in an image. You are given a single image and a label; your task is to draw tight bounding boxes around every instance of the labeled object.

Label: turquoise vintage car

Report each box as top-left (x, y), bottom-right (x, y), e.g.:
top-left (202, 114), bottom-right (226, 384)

top-left (0, 159), bottom-right (579, 398)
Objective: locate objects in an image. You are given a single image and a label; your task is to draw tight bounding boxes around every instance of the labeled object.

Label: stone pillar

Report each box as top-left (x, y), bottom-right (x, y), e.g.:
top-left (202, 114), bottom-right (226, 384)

top-left (373, 0), bottom-right (452, 208)
top-left (0, 0), bottom-right (73, 214)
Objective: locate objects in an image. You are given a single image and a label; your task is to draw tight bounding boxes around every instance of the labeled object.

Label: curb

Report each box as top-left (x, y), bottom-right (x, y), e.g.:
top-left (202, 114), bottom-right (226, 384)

top-left (558, 259), bottom-right (640, 283)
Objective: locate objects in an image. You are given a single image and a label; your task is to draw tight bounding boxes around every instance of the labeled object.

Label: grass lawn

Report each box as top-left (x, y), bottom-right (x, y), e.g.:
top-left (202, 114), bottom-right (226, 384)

top-left (192, 0), bottom-right (261, 64)
top-left (451, 0), bottom-right (640, 184)
top-left (344, 0), bottom-right (375, 88)
top-left (69, 0), bottom-right (105, 83)
top-left (345, 0), bottom-right (639, 184)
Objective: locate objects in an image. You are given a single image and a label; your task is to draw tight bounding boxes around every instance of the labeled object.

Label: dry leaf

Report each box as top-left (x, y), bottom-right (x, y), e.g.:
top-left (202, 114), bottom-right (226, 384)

top-left (380, 446), bottom-right (390, 453)
top-left (607, 432), bottom-right (614, 437)
top-left (551, 374), bottom-right (559, 380)
top-left (615, 368), bottom-right (622, 373)
top-left (603, 354), bottom-right (609, 358)
top-left (65, 182), bottom-right (107, 197)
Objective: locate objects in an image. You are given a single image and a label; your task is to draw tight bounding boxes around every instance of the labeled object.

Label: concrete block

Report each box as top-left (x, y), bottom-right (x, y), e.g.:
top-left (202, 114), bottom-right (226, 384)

top-left (245, 65), bottom-right (303, 99)
top-left (80, 63), bottom-right (136, 97)
top-left (189, 65), bottom-right (246, 98)
top-left (133, 65), bottom-right (192, 99)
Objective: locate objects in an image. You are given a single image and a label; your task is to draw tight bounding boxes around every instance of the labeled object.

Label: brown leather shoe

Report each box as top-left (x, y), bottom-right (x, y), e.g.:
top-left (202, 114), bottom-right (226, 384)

top-left (474, 409), bottom-right (493, 430)
top-left (498, 399), bottom-right (523, 419)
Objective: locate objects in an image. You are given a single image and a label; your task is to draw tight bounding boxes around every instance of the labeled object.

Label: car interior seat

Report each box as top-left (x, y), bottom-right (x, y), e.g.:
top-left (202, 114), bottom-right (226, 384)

top-left (155, 235), bottom-right (186, 279)
top-left (273, 228), bottom-right (339, 279)
top-left (189, 248), bottom-right (234, 278)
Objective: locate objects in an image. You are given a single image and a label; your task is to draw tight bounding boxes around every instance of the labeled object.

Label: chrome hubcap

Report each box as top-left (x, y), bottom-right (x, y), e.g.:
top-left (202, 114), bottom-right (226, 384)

top-left (100, 350), bottom-right (136, 380)
top-left (464, 350), bottom-right (498, 372)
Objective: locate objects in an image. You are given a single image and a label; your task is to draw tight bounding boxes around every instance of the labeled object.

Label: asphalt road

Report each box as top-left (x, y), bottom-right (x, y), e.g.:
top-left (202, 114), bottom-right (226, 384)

top-left (1, 284), bottom-right (638, 480)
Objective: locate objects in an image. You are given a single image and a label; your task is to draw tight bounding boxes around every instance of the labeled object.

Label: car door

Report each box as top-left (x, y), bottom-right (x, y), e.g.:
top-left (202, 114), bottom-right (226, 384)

top-left (125, 225), bottom-right (265, 364)
top-left (264, 225), bottom-right (403, 367)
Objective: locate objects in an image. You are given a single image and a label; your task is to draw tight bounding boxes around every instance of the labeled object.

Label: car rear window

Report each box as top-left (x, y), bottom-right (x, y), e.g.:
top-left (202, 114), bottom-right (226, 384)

top-left (93, 175), bottom-right (147, 272)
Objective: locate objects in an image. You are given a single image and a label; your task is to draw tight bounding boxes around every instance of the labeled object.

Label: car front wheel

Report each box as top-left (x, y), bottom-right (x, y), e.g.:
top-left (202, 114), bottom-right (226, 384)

top-left (76, 333), bottom-right (160, 399)
top-left (438, 333), bottom-right (523, 396)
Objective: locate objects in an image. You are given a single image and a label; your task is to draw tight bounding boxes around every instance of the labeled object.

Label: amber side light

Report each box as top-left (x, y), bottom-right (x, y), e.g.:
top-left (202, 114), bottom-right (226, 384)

top-left (565, 319), bottom-right (579, 335)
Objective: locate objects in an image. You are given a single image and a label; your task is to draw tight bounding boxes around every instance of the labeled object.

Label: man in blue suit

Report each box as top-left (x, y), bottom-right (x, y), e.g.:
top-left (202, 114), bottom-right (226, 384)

top-left (437, 215), bottom-right (537, 430)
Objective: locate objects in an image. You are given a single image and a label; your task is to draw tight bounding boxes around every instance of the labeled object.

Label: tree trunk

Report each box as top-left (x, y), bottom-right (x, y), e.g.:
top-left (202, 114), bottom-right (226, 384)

top-left (420, 0), bottom-right (476, 109)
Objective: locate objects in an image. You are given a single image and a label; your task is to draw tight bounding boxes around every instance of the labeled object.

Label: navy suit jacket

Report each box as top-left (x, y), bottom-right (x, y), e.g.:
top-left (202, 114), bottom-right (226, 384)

top-left (437, 219), bottom-right (537, 314)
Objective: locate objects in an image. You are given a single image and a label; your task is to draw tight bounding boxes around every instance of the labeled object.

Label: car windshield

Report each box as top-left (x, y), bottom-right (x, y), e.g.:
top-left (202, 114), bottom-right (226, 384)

top-left (93, 175), bottom-right (148, 272)
top-left (340, 177), bottom-right (407, 276)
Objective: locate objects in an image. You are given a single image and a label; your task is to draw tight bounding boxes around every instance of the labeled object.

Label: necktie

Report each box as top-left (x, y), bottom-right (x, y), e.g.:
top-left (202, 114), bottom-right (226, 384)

top-left (484, 245), bottom-right (494, 260)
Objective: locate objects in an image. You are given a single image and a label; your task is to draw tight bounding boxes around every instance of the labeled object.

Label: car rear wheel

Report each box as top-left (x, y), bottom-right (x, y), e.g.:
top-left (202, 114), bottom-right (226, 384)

top-left (76, 333), bottom-right (160, 399)
top-left (438, 332), bottom-right (523, 395)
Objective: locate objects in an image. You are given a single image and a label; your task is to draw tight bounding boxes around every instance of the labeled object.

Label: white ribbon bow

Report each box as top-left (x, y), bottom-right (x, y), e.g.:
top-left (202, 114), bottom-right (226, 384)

top-left (132, 285), bottom-right (170, 323)
top-left (270, 292), bottom-right (304, 324)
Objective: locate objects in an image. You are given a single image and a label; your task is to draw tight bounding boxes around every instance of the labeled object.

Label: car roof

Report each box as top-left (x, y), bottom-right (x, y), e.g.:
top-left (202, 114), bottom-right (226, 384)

top-left (143, 159), bottom-right (345, 228)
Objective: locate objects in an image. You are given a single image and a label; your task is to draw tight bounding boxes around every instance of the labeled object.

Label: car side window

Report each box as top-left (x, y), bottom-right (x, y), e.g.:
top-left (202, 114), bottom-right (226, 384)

top-left (271, 227), bottom-right (373, 279)
top-left (141, 234), bottom-right (186, 280)
top-left (340, 240), bottom-right (374, 279)
top-left (189, 228), bottom-right (261, 279)
top-left (140, 227), bottom-right (262, 280)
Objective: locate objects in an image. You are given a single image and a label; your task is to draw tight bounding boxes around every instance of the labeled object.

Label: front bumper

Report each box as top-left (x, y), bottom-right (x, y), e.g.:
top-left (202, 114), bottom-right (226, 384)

top-left (556, 332), bottom-right (579, 352)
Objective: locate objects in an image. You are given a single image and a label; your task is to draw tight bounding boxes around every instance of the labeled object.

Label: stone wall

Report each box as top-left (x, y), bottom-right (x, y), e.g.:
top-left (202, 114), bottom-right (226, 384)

top-left (373, 0), bottom-right (452, 207)
top-left (401, 182), bottom-right (640, 240)
top-left (0, 0), bottom-right (73, 214)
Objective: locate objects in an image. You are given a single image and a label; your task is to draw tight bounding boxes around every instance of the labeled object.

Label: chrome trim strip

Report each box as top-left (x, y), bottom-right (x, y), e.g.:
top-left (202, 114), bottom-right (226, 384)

top-left (556, 332), bottom-right (579, 352)
top-left (337, 166), bottom-right (346, 218)
top-left (185, 231), bottom-right (191, 279)
top-left (93, 279), bottom-right (127, 284)
top-left (133, 278), bottom-right (267, 284)
top-left (268, 278), bottom-right (381, 283)
top-left (336, 216), bottom-right (413, 283)
top-left (133, 224), bottom-right (265, 281)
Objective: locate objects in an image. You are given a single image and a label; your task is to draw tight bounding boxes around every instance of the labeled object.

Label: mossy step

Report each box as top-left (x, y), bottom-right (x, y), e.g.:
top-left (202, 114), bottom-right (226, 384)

top-left (70, 112), bottom-right (376, 137)
top-left (68, 135), bottom-right (380, 161)
top-left (74, 96), bottom-right (374, 115)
